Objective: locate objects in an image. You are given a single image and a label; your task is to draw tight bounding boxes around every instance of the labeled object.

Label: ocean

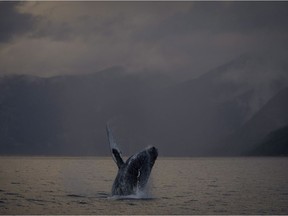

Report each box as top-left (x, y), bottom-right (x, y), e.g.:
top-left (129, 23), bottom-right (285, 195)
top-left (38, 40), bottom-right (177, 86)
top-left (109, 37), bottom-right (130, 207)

top-left (0, 157), bottom-right (287, 215)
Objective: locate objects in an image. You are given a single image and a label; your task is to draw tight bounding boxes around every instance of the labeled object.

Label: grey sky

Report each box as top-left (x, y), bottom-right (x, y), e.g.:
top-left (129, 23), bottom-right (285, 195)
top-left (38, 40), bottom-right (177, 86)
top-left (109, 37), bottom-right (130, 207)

top-left (0, 1), bottom-right (287, 77)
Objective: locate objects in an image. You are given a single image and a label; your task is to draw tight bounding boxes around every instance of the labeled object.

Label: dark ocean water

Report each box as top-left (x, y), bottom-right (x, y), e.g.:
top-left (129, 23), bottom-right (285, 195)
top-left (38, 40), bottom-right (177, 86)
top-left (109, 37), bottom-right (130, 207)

top-left (0, 157), bottom-right (287, 214)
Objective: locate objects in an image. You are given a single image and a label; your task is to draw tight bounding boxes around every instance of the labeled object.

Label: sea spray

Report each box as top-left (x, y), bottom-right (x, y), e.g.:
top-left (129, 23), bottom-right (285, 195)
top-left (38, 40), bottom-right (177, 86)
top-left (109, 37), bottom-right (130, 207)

top-left (109, 188), bottom-right (154, 200)
top-left (109, 175), bottom-right (155, 200)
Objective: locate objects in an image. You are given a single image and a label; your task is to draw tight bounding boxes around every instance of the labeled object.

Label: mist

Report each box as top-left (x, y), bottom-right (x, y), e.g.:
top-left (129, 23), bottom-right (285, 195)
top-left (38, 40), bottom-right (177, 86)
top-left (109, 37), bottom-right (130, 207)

top-left (0, 2), bottom-right (288, 156)
top-left (1, 51), bottom-right (288, 156)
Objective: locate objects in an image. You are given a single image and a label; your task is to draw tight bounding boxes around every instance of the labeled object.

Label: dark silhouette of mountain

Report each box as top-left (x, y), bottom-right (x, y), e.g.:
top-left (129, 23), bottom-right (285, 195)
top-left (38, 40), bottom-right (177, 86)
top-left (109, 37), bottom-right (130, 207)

top-left (146, 53), bottom-right (288, 156)
top-left (0, 75), bottom-right (62, 155)
top-left (246, 125), bottom-right (288, 156)
top-left (0, 67), bottom-right (174, 156)
top-left (217, 87), bottom-right (288, 155)
top-left (0, 52), bottom-right (287, 156)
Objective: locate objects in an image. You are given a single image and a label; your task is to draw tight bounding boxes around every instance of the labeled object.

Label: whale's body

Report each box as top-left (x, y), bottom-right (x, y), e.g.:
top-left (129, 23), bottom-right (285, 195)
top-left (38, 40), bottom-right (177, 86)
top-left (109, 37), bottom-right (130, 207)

top-left (106, 124), bottom-right (158, 196)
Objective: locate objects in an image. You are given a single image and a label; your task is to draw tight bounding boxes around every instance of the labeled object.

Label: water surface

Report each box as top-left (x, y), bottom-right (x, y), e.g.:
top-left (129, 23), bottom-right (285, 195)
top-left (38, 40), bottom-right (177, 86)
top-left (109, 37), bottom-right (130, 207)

top-left (0, 157), bottom-right (287, 214)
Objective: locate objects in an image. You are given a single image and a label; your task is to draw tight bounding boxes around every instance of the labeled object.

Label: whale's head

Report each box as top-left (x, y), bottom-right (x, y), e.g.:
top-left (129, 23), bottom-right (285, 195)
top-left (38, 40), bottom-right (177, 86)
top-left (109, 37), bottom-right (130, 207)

top-left (146, 146), bottom-right (158, 165)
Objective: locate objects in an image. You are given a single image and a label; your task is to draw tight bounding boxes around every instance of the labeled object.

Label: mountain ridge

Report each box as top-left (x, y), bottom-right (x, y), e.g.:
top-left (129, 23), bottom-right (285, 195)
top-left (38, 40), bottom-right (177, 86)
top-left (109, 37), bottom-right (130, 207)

top-left (0, 52), bottom-right (287, 156)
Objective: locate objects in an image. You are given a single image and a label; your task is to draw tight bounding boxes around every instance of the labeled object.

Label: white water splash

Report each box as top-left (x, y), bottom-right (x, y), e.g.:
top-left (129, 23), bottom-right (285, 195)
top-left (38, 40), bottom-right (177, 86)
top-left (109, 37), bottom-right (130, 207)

top-left (108, 183), bottom-right (154, 200)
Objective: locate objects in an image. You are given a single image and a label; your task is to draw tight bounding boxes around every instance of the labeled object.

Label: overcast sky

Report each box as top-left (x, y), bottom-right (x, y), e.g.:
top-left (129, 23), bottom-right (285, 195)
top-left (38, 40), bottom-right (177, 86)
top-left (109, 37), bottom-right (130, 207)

top-left (0, 1), bottom-right (287, 78)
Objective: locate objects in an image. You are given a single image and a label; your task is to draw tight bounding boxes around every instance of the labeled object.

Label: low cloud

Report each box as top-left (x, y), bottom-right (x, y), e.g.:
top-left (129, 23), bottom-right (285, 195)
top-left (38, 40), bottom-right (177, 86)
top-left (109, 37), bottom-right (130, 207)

top-left (0, 2), bottom-right (36, 43)
top-left (0, 2), bottom-right (287, 77)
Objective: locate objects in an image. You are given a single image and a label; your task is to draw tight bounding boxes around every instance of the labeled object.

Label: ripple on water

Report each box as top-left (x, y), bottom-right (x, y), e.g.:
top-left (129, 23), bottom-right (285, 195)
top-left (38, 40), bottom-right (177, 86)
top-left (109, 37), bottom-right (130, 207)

top-left (207, 184), bottom-right (219, 188)
top-left (4, 192), bottom-right (19, 196)
top-left (96, 192), bottom-right (110, 198)
top-left (25, 198), bottom-right (47, 206)
top-left (280, 192), bottom-right (288, 196)
top-left (222, 193), bottom-right (232, 197)
top-left (66, 194), bottom-right (85, 198)
top-left (127, 202), bottom-right (137, 206)
top-left (11, 182), bottom-right (21, 185)
top-left (26, 198), bottom-right (45, 202)
top-left (43, 190), bottom-right (54, 193)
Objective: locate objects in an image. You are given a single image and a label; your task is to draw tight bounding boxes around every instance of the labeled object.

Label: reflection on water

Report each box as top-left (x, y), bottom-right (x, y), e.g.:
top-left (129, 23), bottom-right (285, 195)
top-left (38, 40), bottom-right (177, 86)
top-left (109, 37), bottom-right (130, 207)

top-left (0, 157), bottom-right (288, 214)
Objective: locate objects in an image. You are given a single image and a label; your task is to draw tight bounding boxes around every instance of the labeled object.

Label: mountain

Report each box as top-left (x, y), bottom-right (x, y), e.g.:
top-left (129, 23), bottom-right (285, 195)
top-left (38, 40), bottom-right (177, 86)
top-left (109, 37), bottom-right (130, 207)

top-left (0, 75), bottom-right (61, 155)
top-left (145, 52), bottom-right (288, 156)
top-left (217, 87), bottom-right (288, 155)
top-left (0, 68), bottom-right (174, 156)
top-left (247, 125), bottom-right (288, 156)
top-left (0, 52), bottom-right (287, 156)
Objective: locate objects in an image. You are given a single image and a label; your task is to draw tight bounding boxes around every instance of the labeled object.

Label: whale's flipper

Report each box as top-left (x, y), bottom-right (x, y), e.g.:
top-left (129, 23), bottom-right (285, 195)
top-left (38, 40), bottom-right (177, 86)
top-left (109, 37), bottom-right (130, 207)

top-left (106, 123), bottom-right (124, 169)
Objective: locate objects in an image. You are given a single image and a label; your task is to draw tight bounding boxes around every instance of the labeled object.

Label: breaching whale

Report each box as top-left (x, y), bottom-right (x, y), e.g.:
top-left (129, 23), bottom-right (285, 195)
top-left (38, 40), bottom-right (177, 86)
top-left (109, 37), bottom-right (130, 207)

top-left (106, 124), bottom-right (158, 196)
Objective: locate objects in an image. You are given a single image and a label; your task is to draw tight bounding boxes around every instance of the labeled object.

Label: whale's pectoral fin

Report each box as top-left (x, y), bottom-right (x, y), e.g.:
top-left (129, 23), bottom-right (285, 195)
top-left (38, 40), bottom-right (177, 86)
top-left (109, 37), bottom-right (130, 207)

top-left (106, 123), bottom-right (124, 168)
top-left (112, 148), bottom-right (124, 168)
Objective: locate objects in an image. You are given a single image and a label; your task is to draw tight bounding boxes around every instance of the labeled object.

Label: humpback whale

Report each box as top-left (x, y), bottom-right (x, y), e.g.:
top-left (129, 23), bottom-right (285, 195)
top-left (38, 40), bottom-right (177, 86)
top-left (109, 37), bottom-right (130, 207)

top-left (106, 124), bottom-right (158, 196)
